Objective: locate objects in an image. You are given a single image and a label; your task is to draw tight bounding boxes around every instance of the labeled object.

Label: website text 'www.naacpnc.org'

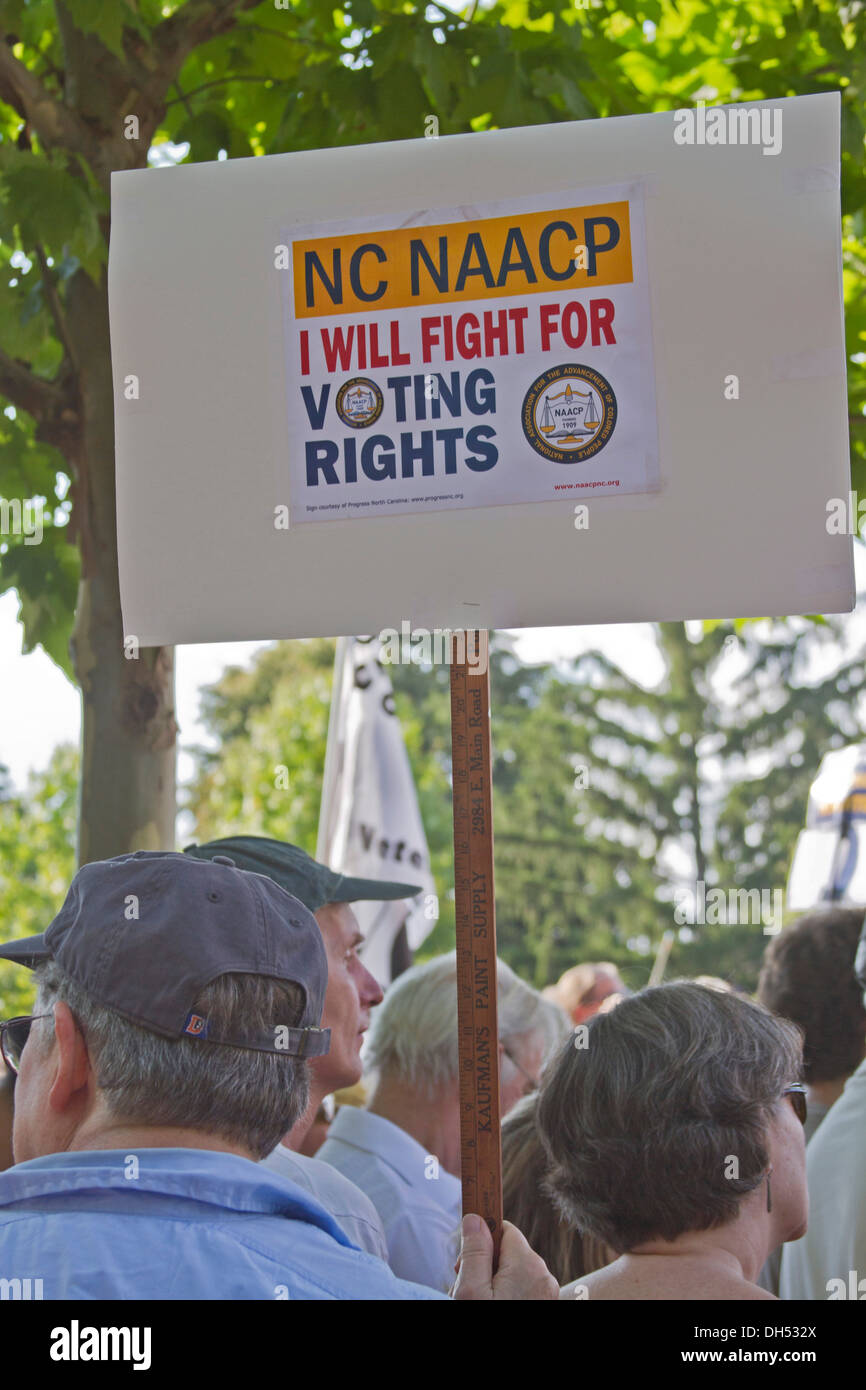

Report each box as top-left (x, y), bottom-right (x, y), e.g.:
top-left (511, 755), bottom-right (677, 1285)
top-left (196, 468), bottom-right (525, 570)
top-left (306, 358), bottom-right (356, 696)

top-left (553, 479), bottom-right (620, 489)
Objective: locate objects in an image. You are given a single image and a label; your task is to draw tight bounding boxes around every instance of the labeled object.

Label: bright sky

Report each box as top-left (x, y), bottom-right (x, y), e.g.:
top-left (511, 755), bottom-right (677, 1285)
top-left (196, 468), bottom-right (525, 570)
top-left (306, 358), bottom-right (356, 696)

top-left (0, 587), bottom-right (665, 794)
top-left (3, 541), bottom-right (866, 797)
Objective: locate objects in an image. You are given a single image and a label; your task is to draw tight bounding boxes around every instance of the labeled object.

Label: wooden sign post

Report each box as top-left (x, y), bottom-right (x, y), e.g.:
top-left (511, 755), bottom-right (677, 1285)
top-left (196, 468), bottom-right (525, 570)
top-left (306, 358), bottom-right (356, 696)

top-left (450, 630), bottom-right (503, 1260)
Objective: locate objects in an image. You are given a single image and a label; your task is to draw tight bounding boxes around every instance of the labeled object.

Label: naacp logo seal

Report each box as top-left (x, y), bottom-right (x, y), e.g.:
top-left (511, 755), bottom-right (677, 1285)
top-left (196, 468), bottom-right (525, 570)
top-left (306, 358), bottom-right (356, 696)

top-left (522, 364), bottom-right (617, 463)
top-left (335, 377), bottom-right (384, 429)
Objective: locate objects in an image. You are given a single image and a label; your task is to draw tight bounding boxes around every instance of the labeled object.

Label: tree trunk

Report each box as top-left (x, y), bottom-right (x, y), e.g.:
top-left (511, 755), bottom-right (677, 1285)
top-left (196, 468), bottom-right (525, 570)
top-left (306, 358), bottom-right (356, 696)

top-left (67, 266), bottom-right (176, 865)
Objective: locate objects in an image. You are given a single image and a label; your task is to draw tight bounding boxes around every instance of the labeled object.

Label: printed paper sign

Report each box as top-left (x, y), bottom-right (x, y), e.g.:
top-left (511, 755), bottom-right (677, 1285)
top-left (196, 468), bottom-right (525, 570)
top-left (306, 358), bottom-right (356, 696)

top-left (280, 183), bottom-right (659, 524)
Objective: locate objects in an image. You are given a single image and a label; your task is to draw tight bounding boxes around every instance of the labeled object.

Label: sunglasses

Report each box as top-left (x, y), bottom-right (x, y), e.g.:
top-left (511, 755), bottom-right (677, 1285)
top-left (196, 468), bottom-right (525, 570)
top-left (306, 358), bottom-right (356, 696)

top-left (783, 1083), bottom-right (808, 1126)
top-left (0, 1015), bottom-right (52, 1076)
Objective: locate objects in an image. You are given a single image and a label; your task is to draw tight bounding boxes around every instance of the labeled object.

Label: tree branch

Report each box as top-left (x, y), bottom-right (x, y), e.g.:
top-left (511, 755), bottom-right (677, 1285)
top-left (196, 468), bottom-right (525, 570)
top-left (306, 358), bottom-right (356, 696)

top-left (171, 79), bottom-right (195, 123)
top-left (33, 243), bottom-right (78, 373)
top-left (0, 40), bottom-right (99, 161)
top-left (0, 347), bottom-right (70, 420)
top-left (164, 74), bottom-right (275, 106)
top-left (151, 0), bottom-right (265, 77)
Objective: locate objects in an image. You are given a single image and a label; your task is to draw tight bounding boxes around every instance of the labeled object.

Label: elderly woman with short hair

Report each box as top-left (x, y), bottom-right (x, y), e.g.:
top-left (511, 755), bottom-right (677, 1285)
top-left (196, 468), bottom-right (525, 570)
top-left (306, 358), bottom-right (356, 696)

top-left (537, 981), bottom-right (808, 1300)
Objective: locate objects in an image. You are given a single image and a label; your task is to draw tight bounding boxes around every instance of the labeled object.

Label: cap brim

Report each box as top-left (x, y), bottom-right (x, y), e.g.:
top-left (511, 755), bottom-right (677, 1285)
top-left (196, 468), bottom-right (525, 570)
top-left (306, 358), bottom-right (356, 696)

top-left (329, 874), bottom-right (422, 904)
top-left (0, 932), bottom-right (52, 969)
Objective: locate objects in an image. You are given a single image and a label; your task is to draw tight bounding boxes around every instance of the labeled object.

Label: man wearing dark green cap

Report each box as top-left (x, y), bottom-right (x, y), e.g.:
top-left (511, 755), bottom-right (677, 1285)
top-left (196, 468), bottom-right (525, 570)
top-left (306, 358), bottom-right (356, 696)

top-left (184, 835), bottom-right (419, 1259)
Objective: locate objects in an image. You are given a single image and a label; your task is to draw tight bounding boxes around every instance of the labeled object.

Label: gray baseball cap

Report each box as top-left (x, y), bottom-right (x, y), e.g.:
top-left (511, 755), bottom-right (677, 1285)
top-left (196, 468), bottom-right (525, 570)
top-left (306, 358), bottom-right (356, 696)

top-left (0, 850), bottom-right (331, 1058)
top-left (184, 836), bottom-right (421, 913)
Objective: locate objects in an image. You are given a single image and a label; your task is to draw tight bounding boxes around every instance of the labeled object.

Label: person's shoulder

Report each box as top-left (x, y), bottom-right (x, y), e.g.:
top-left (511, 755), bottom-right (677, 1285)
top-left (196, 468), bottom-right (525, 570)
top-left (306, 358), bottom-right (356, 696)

top-left (561, 1257), bottom-right (777, 1302)
top-left (260, 1143), bottom-right (316, 1191)
top-left (806, 1072), bottom-right (866, 1172)
top-left (560, 1261), bottom-right (626, 1300)
top-left (295, 1151), bottom-right (380, 1206)
top-left (262, 1148), bottom-right (387, 1243)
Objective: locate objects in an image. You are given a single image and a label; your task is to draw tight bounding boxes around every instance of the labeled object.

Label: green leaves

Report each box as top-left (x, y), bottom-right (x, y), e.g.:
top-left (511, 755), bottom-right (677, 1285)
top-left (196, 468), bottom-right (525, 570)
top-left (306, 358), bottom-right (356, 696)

top-left (0, 744), bottom-right (79, 1016)
top-left (0, 524), bottom-right (80, 676)
top-left (0, 151), bottom-right (106, 281)
top-left (61, 0), bottom-right (151, 60)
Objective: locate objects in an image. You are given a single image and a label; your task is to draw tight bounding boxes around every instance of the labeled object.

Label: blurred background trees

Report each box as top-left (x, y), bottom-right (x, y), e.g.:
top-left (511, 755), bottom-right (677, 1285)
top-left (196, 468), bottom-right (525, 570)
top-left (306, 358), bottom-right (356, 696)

top-left (7, 612), bottom-right (862, 1010)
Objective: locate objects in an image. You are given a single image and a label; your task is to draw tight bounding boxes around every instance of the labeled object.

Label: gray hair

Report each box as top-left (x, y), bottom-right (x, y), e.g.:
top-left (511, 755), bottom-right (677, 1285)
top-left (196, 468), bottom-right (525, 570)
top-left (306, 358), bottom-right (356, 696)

top-left (537, 981), bottom-right (803, 1252)
top-left (365, 951), bottom-right (569, 1097)
top-left (34, 961), bottom-right (310, 1160)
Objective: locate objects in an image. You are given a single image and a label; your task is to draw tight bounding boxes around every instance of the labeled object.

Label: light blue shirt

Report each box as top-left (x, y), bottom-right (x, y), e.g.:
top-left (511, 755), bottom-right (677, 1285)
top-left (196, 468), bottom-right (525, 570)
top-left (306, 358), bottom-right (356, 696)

top-left (318, 1107), bottom-right (462, 1292)
top-left (780, 1058), bottom-right (866, 1300)
top-left (259, 1143), bottom-right (389, 1261)
top-left (0, 1148), bottom-right (446, 1300)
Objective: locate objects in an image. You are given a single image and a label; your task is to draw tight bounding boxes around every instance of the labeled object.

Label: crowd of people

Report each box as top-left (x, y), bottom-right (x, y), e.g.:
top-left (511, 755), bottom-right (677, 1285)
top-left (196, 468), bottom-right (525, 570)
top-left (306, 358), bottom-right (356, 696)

top-left (0, 835), bottom-right (864, 1301)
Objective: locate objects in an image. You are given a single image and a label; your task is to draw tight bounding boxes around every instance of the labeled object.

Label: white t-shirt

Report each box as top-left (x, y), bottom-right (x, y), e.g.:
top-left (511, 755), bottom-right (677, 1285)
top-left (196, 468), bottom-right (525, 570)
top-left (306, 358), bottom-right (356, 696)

top-left (779, 1057), bottom-right (866, 1300)
top-left (259, 1143), bottom-right (389, 1262)
top-left (317, 1106), bottom-right (462, 1293)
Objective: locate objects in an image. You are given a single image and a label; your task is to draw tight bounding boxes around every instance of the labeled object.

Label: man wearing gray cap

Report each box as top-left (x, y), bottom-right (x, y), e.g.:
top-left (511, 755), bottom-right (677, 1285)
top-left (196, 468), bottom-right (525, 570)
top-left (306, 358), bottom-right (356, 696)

top-left (185, 835), bottom-right (415, 1260)
top-left (0, 851), bottom-right (555, 1301)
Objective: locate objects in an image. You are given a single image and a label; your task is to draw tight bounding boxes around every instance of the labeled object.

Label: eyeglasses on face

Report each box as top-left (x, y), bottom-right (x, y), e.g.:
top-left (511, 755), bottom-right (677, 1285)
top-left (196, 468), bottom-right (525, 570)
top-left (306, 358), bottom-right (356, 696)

top-left (502, 1046), bottom-right (539, 1094)
top-left (0, 1015), bottom-right (52, 1076)
top-left (783, 1083), bottom-right (807, 1126)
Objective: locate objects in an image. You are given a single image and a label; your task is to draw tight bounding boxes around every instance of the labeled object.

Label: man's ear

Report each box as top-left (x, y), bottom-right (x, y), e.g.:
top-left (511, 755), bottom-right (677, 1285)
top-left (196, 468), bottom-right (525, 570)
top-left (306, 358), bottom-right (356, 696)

top-left (47, 1001), bottom-right (91, 1114)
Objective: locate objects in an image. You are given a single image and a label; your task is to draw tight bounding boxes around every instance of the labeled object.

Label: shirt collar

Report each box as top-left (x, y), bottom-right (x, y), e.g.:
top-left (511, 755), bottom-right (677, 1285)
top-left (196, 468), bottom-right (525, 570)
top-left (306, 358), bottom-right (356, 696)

top-left (329, 1107), bottom-right (462, 1205)
top-left (0, 1147), bottom-right (355, 1243)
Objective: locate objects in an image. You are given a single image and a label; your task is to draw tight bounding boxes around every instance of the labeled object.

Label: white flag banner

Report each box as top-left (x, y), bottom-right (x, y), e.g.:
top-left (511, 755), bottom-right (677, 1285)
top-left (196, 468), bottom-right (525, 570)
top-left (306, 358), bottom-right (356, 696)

top-left (318, 637), bottom-right (437, 985)
top-left (787, 744), bottom-right (866, 910)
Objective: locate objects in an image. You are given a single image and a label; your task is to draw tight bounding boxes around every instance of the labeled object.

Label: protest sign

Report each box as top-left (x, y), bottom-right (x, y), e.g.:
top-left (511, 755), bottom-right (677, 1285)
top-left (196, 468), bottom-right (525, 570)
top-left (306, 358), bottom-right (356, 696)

top-left (282, 182), bottom-right (658, 523)
top-left (111, 93), bottom-right (853, 647)
top-left (109, 91), bottom-right (855, 1253)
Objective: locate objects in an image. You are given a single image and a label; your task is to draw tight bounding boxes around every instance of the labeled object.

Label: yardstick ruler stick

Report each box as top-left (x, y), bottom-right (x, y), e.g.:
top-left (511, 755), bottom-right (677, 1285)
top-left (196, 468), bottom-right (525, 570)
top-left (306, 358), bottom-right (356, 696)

top-left (449, 629), bottom-right (503, 1264)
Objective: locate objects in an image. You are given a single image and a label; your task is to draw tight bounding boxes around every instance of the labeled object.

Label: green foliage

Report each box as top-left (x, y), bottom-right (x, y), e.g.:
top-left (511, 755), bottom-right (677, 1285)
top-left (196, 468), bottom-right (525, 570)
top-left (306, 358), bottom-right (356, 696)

top-left (0, 149), bottom-right (108, 281)
top-left (7, 612), bottom-right (866, 1007)
top-left (184, 621), bottom-right (866, 996)
top-left (185, 639), bottom-right (336, 848)
top-left (60, 0), bottom-right (151, 60)
top-left (714, 615), bottom-right (866, 891)
top-left (0, 746), bottom-right (79, 1016)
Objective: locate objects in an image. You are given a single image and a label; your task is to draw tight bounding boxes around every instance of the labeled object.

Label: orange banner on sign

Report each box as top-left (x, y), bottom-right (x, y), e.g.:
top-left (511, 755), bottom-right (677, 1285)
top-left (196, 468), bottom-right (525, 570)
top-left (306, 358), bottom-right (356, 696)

top-left (293, 201), bottom-right (633, 318)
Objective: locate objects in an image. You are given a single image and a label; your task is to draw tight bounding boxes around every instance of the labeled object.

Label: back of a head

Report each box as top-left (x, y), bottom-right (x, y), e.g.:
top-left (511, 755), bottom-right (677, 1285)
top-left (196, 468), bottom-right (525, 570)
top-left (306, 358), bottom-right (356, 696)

top-left (1, 851), bottom-right (332, 1163)
top-left (537, 981), bottom-right (803, 1253)
top-left (546, 962), bottom-right (626, 1020)
top-left (365, 951), bottom-right (568, 1098)
top-left (501, 1092), bottom-right (585, 1285)
top-left (32, 962), bottom-right (311, 1160)
top-left (758, 907), bottom-right (866, 1083)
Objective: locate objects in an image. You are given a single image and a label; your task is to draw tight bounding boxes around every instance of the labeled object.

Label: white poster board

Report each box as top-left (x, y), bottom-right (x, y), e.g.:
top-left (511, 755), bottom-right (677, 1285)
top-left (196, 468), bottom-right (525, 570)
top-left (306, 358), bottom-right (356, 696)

top-left (109, 94), bottom-right (854, 645)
